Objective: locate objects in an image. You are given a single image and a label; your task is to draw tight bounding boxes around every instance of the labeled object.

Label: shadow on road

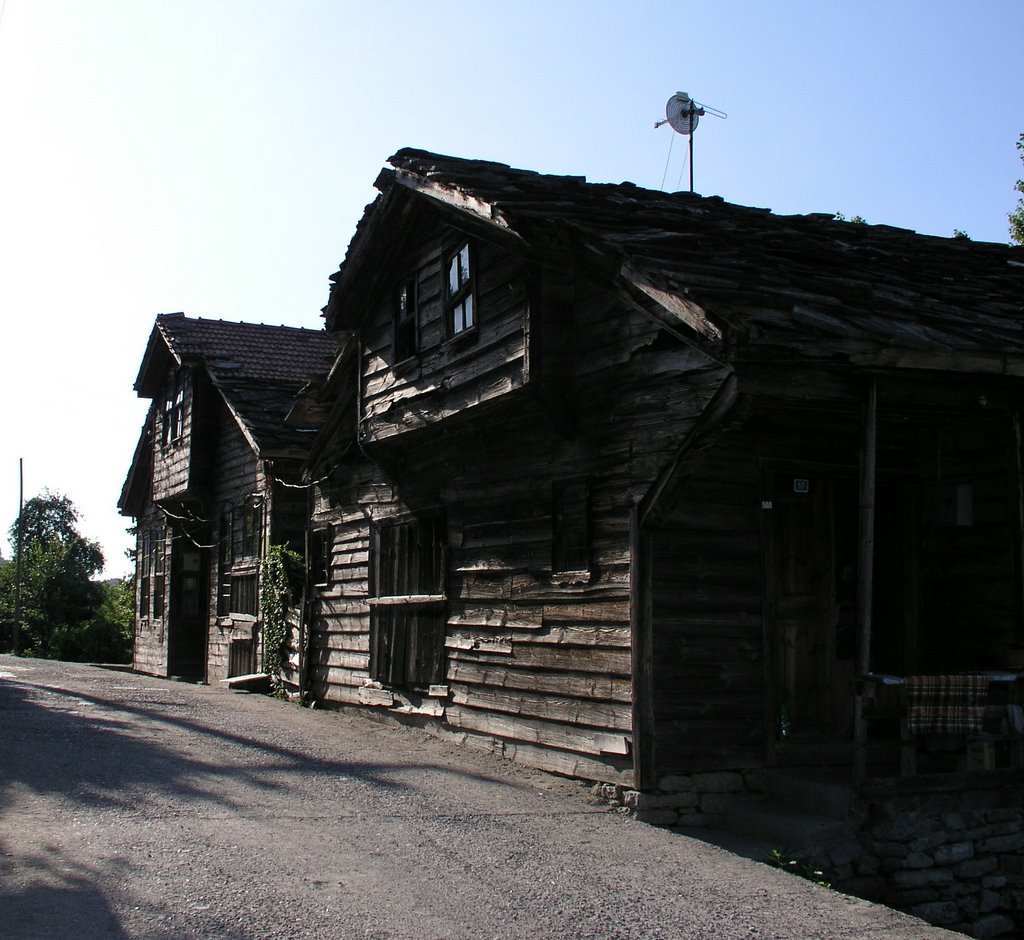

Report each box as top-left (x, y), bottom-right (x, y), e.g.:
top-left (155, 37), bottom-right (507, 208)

top-left (0, 660), bottom-right (566, 937)
top-left (0, 848), bottom-right (130, 940)
top-left (0, 666), bottom-right (536, 815)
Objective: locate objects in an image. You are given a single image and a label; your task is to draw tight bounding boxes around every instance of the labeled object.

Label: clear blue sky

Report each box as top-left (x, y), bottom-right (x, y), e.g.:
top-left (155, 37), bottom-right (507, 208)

top-left (1, 0), bottom-right (1022, 576)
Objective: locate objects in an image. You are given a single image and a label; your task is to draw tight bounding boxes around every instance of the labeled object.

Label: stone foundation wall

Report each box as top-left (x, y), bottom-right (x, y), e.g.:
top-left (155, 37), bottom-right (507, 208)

top-left (595, 770), bottom-right (767, 827)
top-left (853, 787), bottom-right (1024, 938)
top-left (603, 771), bottom-right (1024, 940)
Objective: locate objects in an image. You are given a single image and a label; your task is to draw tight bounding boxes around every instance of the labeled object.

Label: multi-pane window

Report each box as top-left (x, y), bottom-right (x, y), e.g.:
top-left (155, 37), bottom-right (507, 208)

top-left (217, 508), bottom-right (234, 617)
top-left (162, 371), bottom-right (186, 446)
top-left (139, 531), bottom-right (152, 617)
top-left (239, 504), bottom-right (263, 559)
top-left (219, 504), bottom-right (260, 618)
top-left (444, 242), bottom-right (475, 336)
top-left (137, 528), bottom-right (167, 619)
top-left (553, 478), bottom-right (591, 573)
top-left (370, 515), bottom-right (446, 688)
top-left (151, 530), bottom-right (166, 618)
top-left (394, 276), bottom-right (419, 362)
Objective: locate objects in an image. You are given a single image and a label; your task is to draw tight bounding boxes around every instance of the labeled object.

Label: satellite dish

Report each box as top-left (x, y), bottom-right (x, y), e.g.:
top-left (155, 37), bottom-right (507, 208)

top-left (654, 90), bottom-right (727, 192)
top-left (665, 92), bottom-right (700, 136)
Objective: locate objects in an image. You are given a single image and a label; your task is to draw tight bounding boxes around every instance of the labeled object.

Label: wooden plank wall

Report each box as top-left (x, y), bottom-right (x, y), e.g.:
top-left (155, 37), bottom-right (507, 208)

top-left (280, 605), bottom-right (303, 690)
top-left (648, 429), bottom-right (765, 774)
top-left (915, 413), bottom-right (1017, 669)
top-left (359, 228), bottom-right (529, 441)
top-left (307, 466), bottom-right (388, 704)
top-left (206, 405), bottom-right (265, 683)
top-left (132, 502), bottom-right (169, 677)
top-left (646, 391), bottom-right (1022, 777)
top-left (308, 238), bottom-right (727, 786)
top-left (151, 367), bottom-right (194, 503)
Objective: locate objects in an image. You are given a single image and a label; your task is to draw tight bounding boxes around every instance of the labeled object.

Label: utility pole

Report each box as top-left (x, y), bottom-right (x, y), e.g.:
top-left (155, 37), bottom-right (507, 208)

top-left (13, 458), bottom-right (24, 655)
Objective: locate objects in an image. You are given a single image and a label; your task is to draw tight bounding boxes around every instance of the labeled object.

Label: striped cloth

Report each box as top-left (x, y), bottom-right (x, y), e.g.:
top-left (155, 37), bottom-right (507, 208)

top-left (905, 674), bottom-right (987, 734)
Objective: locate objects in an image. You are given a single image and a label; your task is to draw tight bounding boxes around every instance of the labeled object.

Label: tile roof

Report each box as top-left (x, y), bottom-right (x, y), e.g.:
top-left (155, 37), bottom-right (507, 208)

top-left (328, 149), bottom-right (1024, 369)
top-left (134, 314), bottom-right (338, 459)
top-left (152, 313), bottom-right (337, 385)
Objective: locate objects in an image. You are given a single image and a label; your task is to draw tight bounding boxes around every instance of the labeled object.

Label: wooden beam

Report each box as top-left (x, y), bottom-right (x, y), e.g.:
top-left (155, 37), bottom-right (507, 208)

top-left (630, 502), bottom-right (656, 790)
top-left (853, 379), bottom-right (878, 785)
top-left (367, 594), bottom-right (446, 606)
top-left (856, 379), bottom-right (878, 678)
top-left (1013, 413), bottom-right (1024, 647)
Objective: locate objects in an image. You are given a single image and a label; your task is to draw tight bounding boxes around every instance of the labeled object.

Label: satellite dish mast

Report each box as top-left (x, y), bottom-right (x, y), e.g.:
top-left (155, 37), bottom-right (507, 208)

top-left (655, 91), bottom-right (727, 193)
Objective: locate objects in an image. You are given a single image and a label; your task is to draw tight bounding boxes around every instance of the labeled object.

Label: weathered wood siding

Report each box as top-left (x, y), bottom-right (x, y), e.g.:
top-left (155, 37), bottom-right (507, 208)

top-left (151, 368), bottom-right (196, 503)
top-left (646, 383), bottom-right (1023, 778)
top-left (132, 502), bottom-right (170, 677)
top-left (648, 428), bottom-right (765, 775)
top-left (307, 446), bottom-right (392, 703)
top-left (206, 404), bottom-right (266, 684)
top-left (360, 222), bottom-right (530, 442)
top-left (280, 606), bottom-right (303, 690)
top-left (311, 242), bottom-right (726, 785)
top-left (914, 414), bottom-right (1017, 669)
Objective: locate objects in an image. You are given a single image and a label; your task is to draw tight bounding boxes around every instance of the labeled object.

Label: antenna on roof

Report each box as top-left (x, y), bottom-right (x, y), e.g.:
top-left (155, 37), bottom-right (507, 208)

top-left (655, 91), bottom-right (726, 193)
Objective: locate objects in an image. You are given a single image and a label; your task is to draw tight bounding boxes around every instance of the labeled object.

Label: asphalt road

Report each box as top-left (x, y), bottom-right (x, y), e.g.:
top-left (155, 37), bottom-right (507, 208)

top-left (0, 655), bottom-right (960, 940)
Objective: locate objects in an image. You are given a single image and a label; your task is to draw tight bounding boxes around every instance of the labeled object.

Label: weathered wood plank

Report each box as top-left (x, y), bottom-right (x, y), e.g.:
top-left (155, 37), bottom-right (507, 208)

top-left (309, 632), bottom-right (368, 652)
top-left (446, 704), bottom-right (630, 756)
top-left (450, 684), bottom-right (632, 731)
top-left (446, 660), bottom-right (632, 702)
top-left (449, 644), bottom-right (631, 675)
top-left (307, 648), bottom-right (370, 670)
top-left (447, 605), bottom-right (544, 631)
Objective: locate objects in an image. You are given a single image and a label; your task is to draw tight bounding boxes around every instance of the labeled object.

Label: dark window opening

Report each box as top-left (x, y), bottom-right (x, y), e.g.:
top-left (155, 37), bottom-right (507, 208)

top-left (553, 477), bottom-right (590, 573)
top-left (228, 638), bottom-right (253, 678)
top-left (370, 515), bottom-right (446, 689)
top-left (230, 573), bottom-right (259, 618)
top-left (151, 530), bottom-right (166, 618)
top-left (139, 531), bottom-right (151, 617)
top-left (217, 508), bottom-right (233, 617)
top-left (218, 573), bottom-right (231, 617)
top-left (311, 527), bottom-right (330, 586)
top-left (394, 276), bottom-right (419, 362)
top-left (444, 242), bottom-right (475, 337)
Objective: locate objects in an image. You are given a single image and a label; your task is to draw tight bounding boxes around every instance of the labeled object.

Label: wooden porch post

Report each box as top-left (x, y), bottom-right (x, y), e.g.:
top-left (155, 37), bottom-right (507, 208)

top-left (630, 501), bottom-right (655, 791)
top-left (1013, 414), bottom-right (1024, 647)
top-left (853, 379), bottom-right (878, 784)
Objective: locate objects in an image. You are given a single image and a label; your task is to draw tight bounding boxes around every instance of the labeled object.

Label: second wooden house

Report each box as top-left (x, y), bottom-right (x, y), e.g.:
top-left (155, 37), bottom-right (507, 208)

top-left (119, 313), bottom-right (337, 683)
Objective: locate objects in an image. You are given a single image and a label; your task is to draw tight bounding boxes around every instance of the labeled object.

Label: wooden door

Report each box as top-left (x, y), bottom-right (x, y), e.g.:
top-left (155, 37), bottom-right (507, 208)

top-left (765, 471), bottom-right (837, 740)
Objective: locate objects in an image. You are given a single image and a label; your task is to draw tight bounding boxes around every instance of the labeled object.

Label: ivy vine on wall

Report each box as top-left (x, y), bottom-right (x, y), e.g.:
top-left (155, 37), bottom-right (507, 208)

top-left (259, 544), bottom-right (304, 689)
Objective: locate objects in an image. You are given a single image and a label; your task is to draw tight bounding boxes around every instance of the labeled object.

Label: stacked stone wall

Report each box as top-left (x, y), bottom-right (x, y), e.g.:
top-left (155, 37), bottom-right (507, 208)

top-left (595, 770), bottom-right (767, 827)
top-left (601, 773), bottom-right (1024, 939)
top-left (856, 787), bottom-right (1024, 938)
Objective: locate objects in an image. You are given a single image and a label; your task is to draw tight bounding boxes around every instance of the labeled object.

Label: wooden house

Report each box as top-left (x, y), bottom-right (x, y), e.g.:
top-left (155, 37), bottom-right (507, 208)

top-left (119, 313), bottom-right (337, 683)
top-left (302, 149), bottom-right (1024, 800)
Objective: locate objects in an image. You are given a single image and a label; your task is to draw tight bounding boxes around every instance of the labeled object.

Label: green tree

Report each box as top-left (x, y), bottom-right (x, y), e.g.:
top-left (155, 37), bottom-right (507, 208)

top-left (1011, 133), bottom-right (1024, 246)
top-left (0, 491), bottom-right (129, 661)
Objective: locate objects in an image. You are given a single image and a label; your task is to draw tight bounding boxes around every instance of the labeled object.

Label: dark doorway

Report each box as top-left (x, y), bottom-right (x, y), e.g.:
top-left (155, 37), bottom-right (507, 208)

top-left (765, 468), bottom-right (916, 762)
top-left (766, 470), bottom-right (839, 742)
top-left (168, 535), bottom-right (208, 680)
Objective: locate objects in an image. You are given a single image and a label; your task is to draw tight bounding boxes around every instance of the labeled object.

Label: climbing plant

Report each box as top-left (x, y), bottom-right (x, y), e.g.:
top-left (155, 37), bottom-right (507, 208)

top-left (259, 544), bottom-right (303, 689)
top-left (766, 849), bottom-right (832, 889)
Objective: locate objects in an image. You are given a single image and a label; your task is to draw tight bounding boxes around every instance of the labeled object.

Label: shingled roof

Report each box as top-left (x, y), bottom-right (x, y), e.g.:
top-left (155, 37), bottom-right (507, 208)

top-left (135, 313), bottom-right (337, 393)
top-left (134, 313), bottom-right (338, 459)
top-left (327, 149), bottom-right (1024, 375)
